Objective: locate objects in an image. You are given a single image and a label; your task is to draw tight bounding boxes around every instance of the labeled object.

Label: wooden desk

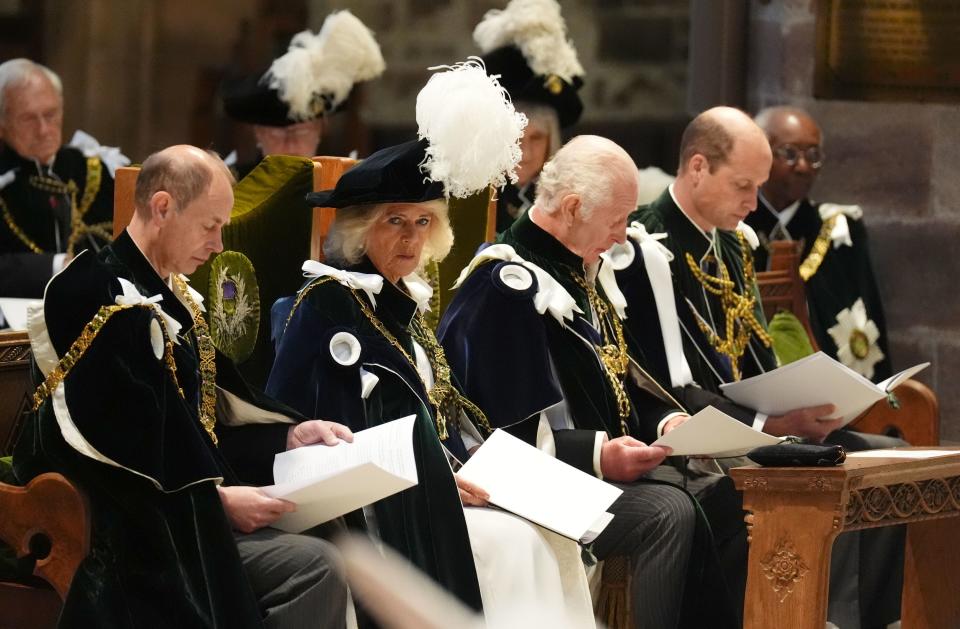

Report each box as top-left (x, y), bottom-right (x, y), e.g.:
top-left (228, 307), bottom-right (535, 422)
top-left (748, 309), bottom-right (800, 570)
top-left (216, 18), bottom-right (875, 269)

top-left (731, 449), bottom-right (960, 629)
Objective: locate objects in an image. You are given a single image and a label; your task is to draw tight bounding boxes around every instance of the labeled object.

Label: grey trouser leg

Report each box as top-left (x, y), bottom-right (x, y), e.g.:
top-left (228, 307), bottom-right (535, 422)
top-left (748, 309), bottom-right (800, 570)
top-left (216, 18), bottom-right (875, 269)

top-left (591, 480), bottom-right (696, 629)
top-left (235, 528), bottom-right (348, 629)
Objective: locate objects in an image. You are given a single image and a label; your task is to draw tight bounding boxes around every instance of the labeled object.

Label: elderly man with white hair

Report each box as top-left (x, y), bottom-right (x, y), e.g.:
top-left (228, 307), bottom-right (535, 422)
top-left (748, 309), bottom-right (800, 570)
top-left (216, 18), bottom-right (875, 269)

top-left (0, 58), bottom-right (127, 300)
top-left (439, 134), bottom-right (741, 629)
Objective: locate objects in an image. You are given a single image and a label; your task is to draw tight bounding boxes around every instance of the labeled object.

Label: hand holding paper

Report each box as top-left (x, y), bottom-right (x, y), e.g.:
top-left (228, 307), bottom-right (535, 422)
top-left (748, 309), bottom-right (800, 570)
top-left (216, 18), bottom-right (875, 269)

top-left (652, 406), bottom-right (782, 457)
top-left (261, 415), bottom-right (419, 533)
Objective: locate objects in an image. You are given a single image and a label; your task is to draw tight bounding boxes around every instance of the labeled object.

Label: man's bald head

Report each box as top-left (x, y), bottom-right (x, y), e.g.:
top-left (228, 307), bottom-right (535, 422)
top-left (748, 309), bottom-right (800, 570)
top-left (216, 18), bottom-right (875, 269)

top-left (673, 107), bottom-right (772, 231)
top-left (754, 106), bottom-right (823, 209)
top-left (134, 145), bottom-right (234, 218)
top-left (678, 106), bottom-right (770, 175)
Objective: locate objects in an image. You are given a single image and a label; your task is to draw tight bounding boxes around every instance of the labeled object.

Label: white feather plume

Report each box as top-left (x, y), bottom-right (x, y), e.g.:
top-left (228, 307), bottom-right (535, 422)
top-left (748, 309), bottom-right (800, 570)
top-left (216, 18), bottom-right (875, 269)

top-left (473, 0), bottom-right (584, 83)
top-left (416, 58), bottom-right (528, 199)
top-left (265, 10), bottom-right (385, 121)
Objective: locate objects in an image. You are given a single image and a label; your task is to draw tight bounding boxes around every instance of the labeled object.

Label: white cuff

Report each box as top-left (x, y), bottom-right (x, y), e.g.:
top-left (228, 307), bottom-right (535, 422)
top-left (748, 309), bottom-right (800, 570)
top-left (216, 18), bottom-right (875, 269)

top-left (657, 411), bottom-right (686, 438)
top-left (460, 429), bottom-right (482, 454)
top-left (592, 432), bottom-right (605, 479)
top-left (752, 412), bottom-right (768, 432)
top-left (52, 253), bottom-right (68, 275)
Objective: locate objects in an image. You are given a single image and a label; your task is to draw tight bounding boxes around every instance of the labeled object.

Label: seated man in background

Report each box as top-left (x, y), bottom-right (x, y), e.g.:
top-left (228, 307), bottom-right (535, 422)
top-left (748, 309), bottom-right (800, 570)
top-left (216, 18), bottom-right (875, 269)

top-left (749, 106), bottom-right (892, 382)
top-left (440, 134), bottom-right (741, 629)
top-left (622, 106), bottom-right (903, 629)
top-left (221, 10), bottom-right (384, 179)
top-left (14, 145), bottom-right (348, 628)
top-left (0, 58), bottom-right (127, 300)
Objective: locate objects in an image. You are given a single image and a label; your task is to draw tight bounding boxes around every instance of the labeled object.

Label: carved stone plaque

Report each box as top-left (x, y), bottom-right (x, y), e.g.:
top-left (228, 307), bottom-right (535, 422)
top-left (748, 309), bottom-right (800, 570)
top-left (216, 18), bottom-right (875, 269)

top-left (816, 0), bottom-right (960, 102)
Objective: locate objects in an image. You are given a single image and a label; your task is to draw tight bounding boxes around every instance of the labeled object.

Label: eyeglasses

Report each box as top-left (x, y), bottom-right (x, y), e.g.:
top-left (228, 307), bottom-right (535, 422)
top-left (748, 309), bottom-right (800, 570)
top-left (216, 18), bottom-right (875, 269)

top-left (773, 144), bottom-right (824, 169)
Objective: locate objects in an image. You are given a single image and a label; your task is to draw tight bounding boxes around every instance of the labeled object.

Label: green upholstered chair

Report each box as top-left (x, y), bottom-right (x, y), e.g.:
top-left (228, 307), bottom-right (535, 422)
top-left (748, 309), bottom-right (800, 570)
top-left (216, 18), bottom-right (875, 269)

top-left (190, 155), bottom-right (318, 390)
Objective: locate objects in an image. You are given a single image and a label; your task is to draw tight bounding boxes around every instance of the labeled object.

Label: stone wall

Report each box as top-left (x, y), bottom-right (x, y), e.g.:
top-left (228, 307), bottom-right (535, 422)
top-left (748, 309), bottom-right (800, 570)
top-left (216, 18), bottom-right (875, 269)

top-left (748, 0), bottom-right (960, 441)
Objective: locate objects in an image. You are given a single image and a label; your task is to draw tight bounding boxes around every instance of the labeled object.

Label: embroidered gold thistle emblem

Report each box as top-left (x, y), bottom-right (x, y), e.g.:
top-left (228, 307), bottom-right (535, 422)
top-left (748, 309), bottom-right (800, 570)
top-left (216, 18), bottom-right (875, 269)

top-left (207, 251), bottom-right (260, 363)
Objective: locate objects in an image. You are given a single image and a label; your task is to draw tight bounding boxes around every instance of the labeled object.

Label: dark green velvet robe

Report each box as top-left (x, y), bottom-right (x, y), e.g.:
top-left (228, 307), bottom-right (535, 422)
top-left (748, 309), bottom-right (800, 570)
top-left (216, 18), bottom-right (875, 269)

top-left (0, 145), bottom-right (114, 298)
top-left (13, 231), bottom-right (297, 628)
top-left (266, 260), bottom-right (484, 613)
top-left (746, 196), bottom-right (892, 381)
top-left (440, 212), bottom-right (683, 468)
top-left (632, 190), bottom-right (777, 394)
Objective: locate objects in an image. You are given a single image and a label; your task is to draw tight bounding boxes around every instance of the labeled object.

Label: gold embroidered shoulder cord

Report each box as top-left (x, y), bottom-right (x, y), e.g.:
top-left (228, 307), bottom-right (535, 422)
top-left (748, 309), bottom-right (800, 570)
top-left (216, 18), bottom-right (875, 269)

top-left (173, 275), bottom-right (219, 446)
top-left (798, 215), bottom-right (839, 281)
top-left (684, 232), bottom-right (772, 380)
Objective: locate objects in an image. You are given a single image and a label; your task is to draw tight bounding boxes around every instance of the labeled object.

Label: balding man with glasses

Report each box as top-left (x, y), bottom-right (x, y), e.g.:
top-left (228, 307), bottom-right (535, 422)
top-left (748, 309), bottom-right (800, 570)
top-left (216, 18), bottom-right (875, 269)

top-left (749, 106), bottom-right (893, 383)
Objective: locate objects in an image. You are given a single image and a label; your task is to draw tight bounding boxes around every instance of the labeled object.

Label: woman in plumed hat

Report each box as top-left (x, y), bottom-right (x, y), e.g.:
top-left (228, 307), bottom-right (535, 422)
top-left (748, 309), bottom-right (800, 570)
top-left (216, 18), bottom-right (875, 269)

top-left (266, 60), bottom-right (595, 626)
top-left (474, 0), bottom-right (585, 234)
top-left (221, 10), bottom-right (385, 178)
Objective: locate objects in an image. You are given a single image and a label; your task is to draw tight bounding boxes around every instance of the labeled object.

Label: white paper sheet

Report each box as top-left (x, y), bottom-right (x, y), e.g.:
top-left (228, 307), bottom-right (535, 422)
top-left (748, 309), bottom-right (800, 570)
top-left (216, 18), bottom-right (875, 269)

top-left (0, 298), bottom-right (40, 330)
top-left (651, 405), bottom-right (782, 456)
top-left (719, 352), bottom-right (930, 426)
top-left (847, 449), bottom-right (960, 460)
top-left (262, 414), bottom-right (418, 532)
top-left (457, 429), bottom-right (622, 543)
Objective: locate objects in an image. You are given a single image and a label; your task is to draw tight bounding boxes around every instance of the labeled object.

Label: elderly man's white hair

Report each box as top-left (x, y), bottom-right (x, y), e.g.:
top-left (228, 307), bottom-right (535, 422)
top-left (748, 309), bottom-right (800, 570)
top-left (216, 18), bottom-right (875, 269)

top-left (534, 135), bottom-right (639, 218)
top-left (0, 58), bottom-right (63, 119)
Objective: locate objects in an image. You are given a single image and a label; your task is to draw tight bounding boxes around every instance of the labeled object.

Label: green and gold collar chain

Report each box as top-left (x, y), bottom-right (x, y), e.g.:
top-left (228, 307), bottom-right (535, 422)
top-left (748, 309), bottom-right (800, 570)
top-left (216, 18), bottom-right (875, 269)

top-left (798, 214), bottom-right (839, 281)
top-left (684, 231), bottom-right (771, 380)
top-left (353, 289), bottom-right (493, 440)
top-left (173, 275), bottom-right (219, 446)
top-left (570, 272), bottom-right (632, 436)
top-left (2, 157), bottom-right (108, 256)
top-left (33, 304), bottom-right (184, 413)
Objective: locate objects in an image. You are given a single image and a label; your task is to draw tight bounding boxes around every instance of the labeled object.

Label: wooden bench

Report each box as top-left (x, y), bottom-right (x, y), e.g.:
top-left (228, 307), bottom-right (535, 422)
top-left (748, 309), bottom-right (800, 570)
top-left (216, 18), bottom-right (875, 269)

top-left (731, 448), bottom-right (960, 629)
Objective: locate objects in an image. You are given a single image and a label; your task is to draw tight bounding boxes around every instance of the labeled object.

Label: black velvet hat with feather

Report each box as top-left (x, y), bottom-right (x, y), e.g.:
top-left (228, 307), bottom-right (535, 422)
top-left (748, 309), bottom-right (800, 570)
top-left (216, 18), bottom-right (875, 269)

top-left (222, 10), bottom-right (384, 127)
top-left (475, 0), bottom-right (585, 129)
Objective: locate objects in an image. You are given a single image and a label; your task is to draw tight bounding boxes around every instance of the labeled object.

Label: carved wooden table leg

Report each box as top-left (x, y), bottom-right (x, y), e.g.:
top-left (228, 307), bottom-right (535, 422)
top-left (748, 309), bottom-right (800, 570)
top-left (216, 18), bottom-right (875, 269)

top-left (741, 488), bottom-right (843, 629)
top-left (901, 516), bottom-right (960, 628)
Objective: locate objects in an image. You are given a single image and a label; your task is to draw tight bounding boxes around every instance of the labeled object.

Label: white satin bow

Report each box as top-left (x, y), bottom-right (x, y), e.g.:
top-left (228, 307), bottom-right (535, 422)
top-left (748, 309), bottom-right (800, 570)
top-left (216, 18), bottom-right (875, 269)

top-left (819, 203), bottom-right (862, 248)
top-left (453, 244), bottom-right (582, 323)
top-left (68, 130), bottom-right (131, 177)
top-left (302, 260), bottom-right (384, 307)
top-left (402, 273), bottom-right (434, 313)
top-left (115, 277), bottom-right (182, 343)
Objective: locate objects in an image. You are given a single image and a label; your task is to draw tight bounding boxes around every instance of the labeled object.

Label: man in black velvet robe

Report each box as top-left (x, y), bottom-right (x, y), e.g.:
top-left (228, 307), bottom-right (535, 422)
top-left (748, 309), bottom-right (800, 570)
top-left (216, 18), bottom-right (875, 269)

top-left (440, 135), bottom-right (740, 629)
top-left (626, 107), bottom-right (903, 629)
top-left (0, 59), bottom-right (119, 299)
top-left (14, 145), bottom-right (349, 628)
top-left (748, 106), bottom-right (892, 382)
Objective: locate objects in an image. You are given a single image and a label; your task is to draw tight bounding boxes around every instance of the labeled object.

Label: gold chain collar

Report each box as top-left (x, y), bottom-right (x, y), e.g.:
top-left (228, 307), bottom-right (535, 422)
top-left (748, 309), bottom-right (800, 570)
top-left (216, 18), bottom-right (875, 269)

top-left (569, 272), bottom-right (632, 436)
top-left (2, 157), bottom-right (106, 256)
top-left (684, 231), bottom-right (772, 380)
top-left (33, 303), bottom-right (184, 412)
top-left (798, 214), bottom-right (839, 281)
top-left (172, 275), bottom-right (219, 446)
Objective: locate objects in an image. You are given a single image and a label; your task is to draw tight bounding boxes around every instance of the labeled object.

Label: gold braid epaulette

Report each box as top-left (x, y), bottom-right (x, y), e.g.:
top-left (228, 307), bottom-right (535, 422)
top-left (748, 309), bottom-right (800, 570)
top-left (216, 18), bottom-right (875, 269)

top-left (798, 215), bottom-right (838, 282)
top-left (32, 303), bottom-right (183, 411)
top-left (172, 275), bottom-right (219, 446)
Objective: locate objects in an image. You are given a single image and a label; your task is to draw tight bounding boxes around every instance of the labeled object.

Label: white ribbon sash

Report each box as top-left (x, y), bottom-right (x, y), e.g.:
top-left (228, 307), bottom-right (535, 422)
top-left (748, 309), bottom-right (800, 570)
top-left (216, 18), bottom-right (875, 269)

top-left (115, 277), bottom-right (182, 343)
top-left (625, 223), bottom-right (694, 388)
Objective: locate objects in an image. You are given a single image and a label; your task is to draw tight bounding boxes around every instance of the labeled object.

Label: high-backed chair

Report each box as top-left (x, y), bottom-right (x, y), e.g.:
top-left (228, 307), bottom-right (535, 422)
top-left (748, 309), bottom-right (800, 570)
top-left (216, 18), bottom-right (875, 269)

top-left (756, 241), bottom-right (940, 445)
top-left (116, 156), bottom-right (321, 390)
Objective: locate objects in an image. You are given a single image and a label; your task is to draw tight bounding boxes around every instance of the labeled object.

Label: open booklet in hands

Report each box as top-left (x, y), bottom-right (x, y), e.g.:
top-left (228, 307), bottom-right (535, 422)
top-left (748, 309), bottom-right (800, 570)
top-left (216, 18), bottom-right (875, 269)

top-left (720, 352), bottom-right (929, 426)
top-left (261, 414), bottom-right (418, 533)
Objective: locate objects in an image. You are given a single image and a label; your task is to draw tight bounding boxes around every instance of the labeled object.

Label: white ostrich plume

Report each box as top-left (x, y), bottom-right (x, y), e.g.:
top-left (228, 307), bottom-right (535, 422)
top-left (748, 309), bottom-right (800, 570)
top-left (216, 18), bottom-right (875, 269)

top-left (265, 10), bottom-right (385, 121)
top-left (473, 0), bottom-right (584, 83)
top-left (416, 58), bottom-right (528, 199)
